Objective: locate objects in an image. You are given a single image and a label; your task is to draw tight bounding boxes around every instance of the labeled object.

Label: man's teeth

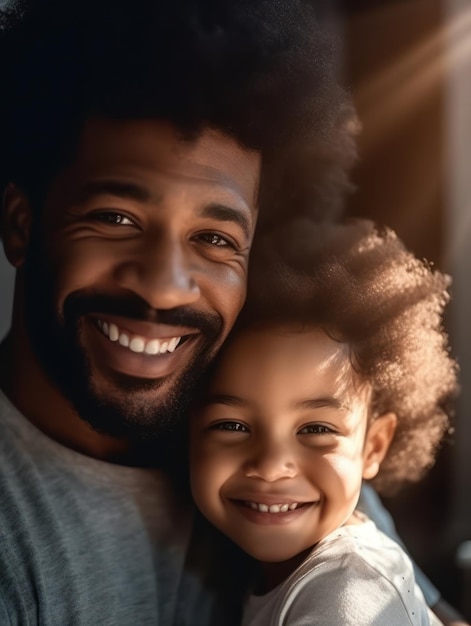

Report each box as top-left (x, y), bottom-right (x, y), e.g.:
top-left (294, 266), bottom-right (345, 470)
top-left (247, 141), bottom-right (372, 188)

top-left (97, 320), bottom-right (182, 355)
top-left (246, 502), bottom-right (300, 513)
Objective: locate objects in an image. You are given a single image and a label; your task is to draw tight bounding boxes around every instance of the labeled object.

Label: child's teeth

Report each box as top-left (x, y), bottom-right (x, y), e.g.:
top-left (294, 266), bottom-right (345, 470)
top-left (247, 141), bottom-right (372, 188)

top-left (246, 502), bottom-right (300, 513)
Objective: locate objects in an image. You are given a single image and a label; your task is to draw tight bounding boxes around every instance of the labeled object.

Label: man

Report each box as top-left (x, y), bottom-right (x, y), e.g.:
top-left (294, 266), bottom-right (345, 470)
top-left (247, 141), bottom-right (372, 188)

top-left (0, 0), bottom-right (356, 624)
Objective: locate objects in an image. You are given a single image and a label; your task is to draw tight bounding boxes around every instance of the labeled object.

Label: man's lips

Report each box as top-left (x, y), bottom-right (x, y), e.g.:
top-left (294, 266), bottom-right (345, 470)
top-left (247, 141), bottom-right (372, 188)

top-left (85, 314), bottom-right (201, 379)
top-left (93, 314), bottom-right (196, 356)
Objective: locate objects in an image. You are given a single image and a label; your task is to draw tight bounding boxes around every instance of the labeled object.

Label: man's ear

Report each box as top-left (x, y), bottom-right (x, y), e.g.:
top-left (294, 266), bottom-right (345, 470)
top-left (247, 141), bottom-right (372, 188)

top-left (1, 183), bottom-right (33, 268)
top-left (362, 413), bottom-right (397, 480)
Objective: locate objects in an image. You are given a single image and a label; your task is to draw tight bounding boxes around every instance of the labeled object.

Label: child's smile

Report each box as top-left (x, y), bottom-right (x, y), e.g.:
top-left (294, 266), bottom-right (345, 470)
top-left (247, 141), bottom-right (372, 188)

top-left (227, 495), bottom-right (318, 525)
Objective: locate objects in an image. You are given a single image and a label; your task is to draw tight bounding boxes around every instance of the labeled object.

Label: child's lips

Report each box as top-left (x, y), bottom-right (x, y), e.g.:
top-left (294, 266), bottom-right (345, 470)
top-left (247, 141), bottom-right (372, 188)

top-left (227, 491), bottom-right (320, 512)
top-left (227, 490), bottom-right (319, 508)
top-left (228, 498), bottom-right (318, 525)
top-left (242, 500), bottom-right (305, 514)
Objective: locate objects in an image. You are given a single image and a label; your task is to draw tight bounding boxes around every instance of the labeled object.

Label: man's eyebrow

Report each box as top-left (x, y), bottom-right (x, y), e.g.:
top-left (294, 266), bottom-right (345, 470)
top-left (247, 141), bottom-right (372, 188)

top-left (79, 180), bottom-right (151, 203)
top-left (201, 203), bottom-right (252, 240)
top-left (295, 397), bottom-right (348, 411)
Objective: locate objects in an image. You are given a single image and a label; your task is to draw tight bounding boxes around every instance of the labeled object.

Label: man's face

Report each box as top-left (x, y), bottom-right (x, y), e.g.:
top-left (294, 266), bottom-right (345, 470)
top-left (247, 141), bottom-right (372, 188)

top-left (20, 118), bottom-right (260, 439)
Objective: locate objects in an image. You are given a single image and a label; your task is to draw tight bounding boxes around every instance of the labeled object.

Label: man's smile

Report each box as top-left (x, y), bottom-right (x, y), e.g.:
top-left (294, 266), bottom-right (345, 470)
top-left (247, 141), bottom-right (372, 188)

top-left (97, 319), bottom-right (182, 354)
top-left (94, 314), bottom-right (195, 355)
top-left (85, 314), bottom-right (202, 380)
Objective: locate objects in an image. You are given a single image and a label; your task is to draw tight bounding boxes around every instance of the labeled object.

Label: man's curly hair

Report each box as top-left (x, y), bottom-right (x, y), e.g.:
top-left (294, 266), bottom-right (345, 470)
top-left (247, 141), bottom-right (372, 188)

top-left (0, 0), bottom-right (357, 228)
top-left (238, 218), bottom-right (458, 495)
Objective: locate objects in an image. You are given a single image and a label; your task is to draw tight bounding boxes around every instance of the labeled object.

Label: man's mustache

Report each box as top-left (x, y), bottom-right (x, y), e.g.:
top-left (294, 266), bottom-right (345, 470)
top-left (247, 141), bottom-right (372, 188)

top-left (62, 292), bottom-right (222, 337)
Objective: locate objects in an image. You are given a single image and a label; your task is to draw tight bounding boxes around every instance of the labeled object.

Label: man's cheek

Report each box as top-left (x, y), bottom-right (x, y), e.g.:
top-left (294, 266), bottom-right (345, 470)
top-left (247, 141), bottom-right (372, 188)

top-left (50, 255), bottom-right (114, 302)
top-left (218, 277), bottom-right (248, 328)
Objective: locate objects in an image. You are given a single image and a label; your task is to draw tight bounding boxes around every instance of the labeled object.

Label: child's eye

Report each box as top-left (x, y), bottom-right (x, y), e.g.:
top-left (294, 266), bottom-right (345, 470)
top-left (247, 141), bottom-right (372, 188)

top-left (210, 421), bottom-right (249, 433)
top-left (298, 423), bottom-right (335, 435)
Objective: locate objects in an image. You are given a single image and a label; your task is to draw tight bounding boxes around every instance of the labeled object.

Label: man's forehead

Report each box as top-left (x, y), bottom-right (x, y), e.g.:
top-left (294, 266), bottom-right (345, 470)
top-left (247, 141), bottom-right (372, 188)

top-left (72, 117), bottom-right (261, 207)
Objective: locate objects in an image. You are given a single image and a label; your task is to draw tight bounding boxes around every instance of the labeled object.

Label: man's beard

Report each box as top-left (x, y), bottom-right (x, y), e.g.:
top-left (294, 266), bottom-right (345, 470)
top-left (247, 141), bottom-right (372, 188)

top-left (23, 242), bottom-right (223, 442)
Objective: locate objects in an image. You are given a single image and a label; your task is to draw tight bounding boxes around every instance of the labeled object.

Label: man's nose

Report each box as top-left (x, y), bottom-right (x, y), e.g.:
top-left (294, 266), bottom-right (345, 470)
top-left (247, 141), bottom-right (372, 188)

top-left (244, 439), bottom-right (298, 482)
top-left (114, 232), bottom-right (201, 310)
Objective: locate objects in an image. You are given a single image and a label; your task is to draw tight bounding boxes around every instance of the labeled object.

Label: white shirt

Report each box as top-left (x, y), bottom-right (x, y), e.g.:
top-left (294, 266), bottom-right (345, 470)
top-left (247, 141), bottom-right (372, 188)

top-left (243, 517), bottom-right (442, 626)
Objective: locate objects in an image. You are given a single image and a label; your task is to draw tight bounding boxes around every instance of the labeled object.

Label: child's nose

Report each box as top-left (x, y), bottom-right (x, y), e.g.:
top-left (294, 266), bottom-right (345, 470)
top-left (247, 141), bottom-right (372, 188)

top-left (243, 441), bottom-right (298, 482)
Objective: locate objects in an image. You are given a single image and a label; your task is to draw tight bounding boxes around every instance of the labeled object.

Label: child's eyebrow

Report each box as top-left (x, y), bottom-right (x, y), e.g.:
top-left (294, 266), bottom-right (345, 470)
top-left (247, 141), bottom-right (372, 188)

top-left (202, 395), bottom-right (350, 411)
top-left (295, 397), bottom-right (349, 411)
top-left (203, 394), bottom-right (248, 407)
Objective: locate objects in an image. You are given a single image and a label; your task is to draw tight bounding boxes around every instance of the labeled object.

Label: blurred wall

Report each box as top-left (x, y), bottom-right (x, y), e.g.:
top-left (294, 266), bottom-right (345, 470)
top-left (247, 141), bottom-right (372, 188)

top-left (444, 0), bottom-right (471, 587)
top-left (0, 244), bottom-right (14, 340)
top-left (0, 2), bottom-right (16, 338)
top-left (343, 0), bottom-right (470, 616)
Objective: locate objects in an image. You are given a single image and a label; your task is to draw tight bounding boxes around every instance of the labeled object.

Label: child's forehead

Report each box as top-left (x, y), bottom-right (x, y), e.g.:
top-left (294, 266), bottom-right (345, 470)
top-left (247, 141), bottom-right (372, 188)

top-left (226, 323), bottom-right (345, 355)
top-left (216, 324), bottom-right (363, 386)
top-left (204, 323), bottom-right (372, 412)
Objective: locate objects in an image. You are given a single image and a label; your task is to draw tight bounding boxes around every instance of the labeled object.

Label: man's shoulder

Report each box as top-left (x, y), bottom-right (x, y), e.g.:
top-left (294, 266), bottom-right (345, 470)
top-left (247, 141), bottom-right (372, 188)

top-left (0, 393), bottom-right (204, 626)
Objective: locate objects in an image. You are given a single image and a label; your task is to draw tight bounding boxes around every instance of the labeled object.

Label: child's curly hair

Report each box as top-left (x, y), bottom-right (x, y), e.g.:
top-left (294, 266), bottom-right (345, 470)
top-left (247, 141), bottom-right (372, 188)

top-left (240, 218), bottom-right (458, 494)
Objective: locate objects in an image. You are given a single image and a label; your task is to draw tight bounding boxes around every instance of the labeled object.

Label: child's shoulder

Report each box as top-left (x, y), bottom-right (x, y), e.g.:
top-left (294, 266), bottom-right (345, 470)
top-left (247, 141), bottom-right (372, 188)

top-left (272, 520), bottom-right (430, 625)
top-left (308, 513), bottom-right (410, 572)
top-left (293, 517), bottom-right (416, 596)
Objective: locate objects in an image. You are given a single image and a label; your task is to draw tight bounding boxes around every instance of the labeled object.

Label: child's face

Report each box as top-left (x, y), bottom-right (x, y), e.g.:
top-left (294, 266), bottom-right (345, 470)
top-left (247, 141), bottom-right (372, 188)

top-left (190, 325), bottom-right (394, 565)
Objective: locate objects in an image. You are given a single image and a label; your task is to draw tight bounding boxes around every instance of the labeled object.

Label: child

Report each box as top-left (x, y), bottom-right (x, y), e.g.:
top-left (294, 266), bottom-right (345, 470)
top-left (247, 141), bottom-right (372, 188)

top-left (190, 219), bottom-right (457, 625)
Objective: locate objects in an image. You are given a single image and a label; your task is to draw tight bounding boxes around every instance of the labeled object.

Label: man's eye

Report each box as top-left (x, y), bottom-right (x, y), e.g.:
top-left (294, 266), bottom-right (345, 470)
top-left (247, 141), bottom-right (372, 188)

top-left (210, 421), bottom-right (249, 433)
top-left (198, 233), bottom-right (235, 248)
top-left (298, 424), bottom-right (334, 435)
top-left (92, 212), bottom-right (135, 226)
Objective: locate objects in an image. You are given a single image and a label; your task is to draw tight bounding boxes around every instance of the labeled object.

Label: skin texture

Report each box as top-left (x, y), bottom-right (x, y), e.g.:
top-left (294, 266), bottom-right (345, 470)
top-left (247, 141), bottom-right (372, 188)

top-left (190, 325), bottom-right (396, 589)
top-left (0, 118), bottom-right (260, 462)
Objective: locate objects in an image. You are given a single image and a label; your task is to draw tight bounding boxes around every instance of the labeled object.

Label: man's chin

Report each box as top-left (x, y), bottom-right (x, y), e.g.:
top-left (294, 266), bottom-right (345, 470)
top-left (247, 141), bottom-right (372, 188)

top-left (26, 308), bottom-right (216, 442)
top-left (69, 387), bottom-right (180, 442)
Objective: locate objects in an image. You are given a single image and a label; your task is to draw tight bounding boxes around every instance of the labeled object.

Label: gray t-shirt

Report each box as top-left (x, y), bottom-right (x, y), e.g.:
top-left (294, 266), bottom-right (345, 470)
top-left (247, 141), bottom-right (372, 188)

top-left (0, 390), bottom-right (219, 626)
